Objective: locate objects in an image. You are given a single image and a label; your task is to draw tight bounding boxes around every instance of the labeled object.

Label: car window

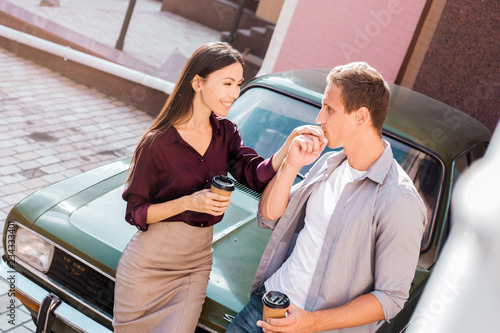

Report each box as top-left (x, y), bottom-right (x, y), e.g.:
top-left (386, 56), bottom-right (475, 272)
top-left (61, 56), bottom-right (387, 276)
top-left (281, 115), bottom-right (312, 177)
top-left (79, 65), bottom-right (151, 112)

top-left (229, 87), bottom-right (442, 250)
top-left (228, 87), bottom-right (336, 178)
top-left (390, 140), bottom-right (442, 250)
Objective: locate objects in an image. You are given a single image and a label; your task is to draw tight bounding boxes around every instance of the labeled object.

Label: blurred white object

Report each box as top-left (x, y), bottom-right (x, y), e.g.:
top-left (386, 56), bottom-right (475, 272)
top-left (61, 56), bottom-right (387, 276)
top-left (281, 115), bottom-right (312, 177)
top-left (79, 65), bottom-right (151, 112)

top-left (406, 121), bottom-right (500, 333)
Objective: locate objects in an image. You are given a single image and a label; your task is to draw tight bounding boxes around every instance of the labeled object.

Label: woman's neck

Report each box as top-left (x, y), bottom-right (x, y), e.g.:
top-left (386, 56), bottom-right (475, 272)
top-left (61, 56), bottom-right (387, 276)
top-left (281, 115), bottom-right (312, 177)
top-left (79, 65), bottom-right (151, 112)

top-left (175, 107), bottom-right (212, 131)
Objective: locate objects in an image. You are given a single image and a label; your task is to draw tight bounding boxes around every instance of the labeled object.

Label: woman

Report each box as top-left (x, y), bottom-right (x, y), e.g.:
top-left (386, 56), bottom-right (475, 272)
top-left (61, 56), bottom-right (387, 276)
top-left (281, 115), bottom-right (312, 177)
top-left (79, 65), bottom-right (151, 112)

top-left (113, 42), bottom-right (322, 333)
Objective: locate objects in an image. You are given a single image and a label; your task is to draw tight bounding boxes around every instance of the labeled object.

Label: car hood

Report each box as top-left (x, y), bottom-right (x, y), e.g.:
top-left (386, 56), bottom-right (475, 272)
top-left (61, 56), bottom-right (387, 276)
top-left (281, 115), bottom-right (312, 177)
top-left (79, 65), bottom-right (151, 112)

top-left (16, 160), bottom-right (269, 323)
top-left (204, 189), bottom-right (272, 327)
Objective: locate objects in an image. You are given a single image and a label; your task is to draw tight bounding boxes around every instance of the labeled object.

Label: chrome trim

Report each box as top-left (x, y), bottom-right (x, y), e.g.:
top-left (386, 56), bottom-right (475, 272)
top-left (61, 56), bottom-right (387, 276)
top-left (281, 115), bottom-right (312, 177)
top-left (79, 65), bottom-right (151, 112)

top-left (14, 223), bottom-right (115, 282)
top-left (375, 320), bottom-right (386, 330)
top-left (0, 259), bottom-right (113, 333)
top-left (10, 222), bottom-right (114, 324)
top-left (197, 323), bottom-right (219, 333)
top-left (13, 255), bottom-right (112, 323)
top-left (224, 313), bottom-right (235, 322)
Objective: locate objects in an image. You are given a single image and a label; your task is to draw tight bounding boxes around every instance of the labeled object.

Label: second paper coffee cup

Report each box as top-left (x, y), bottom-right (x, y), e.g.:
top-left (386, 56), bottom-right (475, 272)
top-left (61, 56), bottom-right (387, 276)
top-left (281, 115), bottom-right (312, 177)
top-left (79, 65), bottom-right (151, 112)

top-left (262, 290), bottom-right (290, 321)
top-left (210, 175), bottom-right (235, 196)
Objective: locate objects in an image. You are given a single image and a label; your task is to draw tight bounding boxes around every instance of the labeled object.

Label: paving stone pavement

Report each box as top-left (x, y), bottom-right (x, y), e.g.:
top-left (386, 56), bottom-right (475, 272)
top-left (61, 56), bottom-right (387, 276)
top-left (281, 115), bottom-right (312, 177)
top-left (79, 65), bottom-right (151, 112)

top-left (0, 45), bottom-right (155, 332)
top-left (0, 1), bottom-right (224, 330)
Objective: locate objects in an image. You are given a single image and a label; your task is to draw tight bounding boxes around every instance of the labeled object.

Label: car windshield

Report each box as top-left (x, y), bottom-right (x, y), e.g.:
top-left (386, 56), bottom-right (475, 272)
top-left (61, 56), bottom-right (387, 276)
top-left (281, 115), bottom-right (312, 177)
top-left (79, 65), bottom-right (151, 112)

top-left (228, 87), bottom-right (443, 249)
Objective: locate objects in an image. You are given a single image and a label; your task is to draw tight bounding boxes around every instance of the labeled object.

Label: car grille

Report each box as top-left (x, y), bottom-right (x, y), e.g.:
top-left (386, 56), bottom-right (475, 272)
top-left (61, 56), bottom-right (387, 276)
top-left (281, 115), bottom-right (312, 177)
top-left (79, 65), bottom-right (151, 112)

top-left (232, 178), bottom-right (262, 200)
top-left (46, 248), bottom-right (114, 316)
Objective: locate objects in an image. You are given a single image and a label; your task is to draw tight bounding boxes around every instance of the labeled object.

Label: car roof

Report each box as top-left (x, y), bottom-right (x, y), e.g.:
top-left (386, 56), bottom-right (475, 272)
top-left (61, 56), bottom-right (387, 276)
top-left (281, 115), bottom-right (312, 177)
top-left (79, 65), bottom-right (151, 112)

top-left (245, 69), bottom-right (491, 163)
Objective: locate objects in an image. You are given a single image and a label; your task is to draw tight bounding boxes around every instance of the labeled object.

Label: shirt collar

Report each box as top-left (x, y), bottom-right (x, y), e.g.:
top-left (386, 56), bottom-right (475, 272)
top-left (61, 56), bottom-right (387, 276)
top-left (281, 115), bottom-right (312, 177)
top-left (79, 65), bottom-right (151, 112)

top-left (325, 140), bottom-right (393, 185)
top-left (210, 112), bottom-right (222, 134)
top-left (364, 140), bottom-right (393, 184)
top-left (161, 112), bottom-right (222, 145)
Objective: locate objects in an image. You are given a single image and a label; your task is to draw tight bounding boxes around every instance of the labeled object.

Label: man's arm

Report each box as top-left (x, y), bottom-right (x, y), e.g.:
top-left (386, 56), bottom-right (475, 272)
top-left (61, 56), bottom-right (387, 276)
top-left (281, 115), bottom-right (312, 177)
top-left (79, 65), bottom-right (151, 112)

top-left (258, 293), bottom-right (384, 333)
top-left (259, 134), bottom-right (327, 220)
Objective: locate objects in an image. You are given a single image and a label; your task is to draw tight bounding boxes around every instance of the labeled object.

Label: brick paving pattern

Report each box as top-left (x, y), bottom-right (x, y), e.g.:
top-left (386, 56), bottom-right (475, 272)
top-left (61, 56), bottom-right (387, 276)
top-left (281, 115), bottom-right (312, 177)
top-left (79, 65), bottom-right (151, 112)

top-left (0, 46), bottom-right (154, 332)
top-left (2, 0), bottom-right (221, 81)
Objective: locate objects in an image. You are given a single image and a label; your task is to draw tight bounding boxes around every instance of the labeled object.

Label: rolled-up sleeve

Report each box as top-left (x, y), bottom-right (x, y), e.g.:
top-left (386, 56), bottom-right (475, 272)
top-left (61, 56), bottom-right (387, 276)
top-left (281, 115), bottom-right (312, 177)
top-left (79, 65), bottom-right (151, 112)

top-left (122, 145), bottom-right (159, 231)
top-left (256, 210), bottom-right (279, 229)
top-left (371, 193), bottom-right (427, 321)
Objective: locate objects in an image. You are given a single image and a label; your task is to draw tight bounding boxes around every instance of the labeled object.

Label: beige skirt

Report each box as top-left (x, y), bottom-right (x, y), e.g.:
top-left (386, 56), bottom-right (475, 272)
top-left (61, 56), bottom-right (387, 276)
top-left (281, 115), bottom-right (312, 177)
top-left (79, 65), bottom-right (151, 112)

top-left (113, 221), bottom-right (214, 333)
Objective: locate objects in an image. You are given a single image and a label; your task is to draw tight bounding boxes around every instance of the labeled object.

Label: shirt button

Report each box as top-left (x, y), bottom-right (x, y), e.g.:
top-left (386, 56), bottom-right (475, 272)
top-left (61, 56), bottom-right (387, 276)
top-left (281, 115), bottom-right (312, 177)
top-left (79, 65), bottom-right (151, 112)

top-left (206, 179), bottom-right (209, 183)
top-left (201, 158), bottom-right (204, 162)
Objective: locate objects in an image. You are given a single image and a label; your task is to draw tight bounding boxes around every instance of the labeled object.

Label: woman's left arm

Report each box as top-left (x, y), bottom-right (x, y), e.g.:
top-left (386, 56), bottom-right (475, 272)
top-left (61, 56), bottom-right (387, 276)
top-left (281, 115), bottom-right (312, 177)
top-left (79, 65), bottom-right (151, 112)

top-left (227, 123), bottom-right (326, 192)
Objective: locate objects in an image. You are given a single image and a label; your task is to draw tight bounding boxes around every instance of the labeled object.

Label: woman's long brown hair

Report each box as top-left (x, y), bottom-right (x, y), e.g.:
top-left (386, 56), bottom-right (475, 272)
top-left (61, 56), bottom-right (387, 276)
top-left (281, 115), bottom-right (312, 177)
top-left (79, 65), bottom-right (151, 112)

top-left (125, 42), bottom-right (244, 185)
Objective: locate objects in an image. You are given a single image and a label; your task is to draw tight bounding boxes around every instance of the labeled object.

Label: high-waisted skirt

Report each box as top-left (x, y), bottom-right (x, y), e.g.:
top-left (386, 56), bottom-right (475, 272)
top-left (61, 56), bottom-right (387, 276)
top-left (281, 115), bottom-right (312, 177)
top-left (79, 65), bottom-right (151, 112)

top-left (113, 221), bottom-right (214, 333)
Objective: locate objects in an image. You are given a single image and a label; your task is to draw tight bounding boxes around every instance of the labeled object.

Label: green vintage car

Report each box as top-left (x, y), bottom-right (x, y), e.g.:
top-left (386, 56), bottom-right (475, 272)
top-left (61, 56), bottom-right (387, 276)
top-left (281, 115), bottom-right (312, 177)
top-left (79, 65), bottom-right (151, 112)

top-left (0, 69), bottom-right (491, 333)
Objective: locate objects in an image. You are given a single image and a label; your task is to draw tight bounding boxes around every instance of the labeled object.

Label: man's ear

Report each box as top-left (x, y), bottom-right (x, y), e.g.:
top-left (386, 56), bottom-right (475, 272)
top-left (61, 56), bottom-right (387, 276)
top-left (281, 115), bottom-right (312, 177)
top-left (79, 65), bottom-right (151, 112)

top-left (191, 75), bottom-right (202, 92)
top-left (356, 107), bottom-right (371, 126)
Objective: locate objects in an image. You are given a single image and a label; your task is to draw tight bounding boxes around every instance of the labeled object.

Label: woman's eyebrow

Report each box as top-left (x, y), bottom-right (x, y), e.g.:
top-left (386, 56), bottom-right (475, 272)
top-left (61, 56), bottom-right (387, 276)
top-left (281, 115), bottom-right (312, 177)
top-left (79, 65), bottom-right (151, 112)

top-left (223, 77), bottom-right (244, 83)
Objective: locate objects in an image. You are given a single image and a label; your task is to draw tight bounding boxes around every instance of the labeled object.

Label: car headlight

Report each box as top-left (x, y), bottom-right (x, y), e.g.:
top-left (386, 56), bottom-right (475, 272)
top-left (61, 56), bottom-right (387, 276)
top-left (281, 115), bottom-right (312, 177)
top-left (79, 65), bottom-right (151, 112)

top-left (15, 227), bottom-right (54, 273)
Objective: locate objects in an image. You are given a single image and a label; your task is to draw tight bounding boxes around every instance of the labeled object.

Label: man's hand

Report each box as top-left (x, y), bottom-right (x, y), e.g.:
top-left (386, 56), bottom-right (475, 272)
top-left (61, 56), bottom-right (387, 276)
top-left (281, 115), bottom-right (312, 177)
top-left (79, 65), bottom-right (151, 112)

top-left (257, 304), bottom-right (317, 333)
top-left (255, 294), bottom-right (385, 333)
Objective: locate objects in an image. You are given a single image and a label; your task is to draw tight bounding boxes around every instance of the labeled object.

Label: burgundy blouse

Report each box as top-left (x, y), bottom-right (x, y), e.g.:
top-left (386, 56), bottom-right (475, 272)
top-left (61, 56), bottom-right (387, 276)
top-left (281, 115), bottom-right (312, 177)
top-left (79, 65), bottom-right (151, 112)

top-left (122, 113), bottom-right (276, 231)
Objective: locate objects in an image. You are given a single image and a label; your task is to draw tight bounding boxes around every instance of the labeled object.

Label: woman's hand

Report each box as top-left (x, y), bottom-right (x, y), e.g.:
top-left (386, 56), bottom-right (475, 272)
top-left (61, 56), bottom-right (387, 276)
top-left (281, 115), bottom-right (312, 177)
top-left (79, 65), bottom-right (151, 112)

top-left (284, 134), bottom-right (327, 171)
top-left (272, 126), bottom-right (327, 171)
top-left (188, 189), bottom-right (231, 216)
top-left (292, 125), bottom-right (327, 143)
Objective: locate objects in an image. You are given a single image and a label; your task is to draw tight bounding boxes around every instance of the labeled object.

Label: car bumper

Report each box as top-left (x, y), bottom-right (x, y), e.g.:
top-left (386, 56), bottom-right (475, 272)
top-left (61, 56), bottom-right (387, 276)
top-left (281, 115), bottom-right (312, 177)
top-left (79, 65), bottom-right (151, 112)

top-left (0, 258), bottom-right (112, 333)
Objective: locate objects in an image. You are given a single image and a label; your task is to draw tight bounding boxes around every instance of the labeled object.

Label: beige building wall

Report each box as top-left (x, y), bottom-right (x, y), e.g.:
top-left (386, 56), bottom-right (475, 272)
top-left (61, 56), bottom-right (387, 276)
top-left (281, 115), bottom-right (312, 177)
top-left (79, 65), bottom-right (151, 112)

top-left (256, 0), bottom-right (286, 24)
top-left (399, 0), bottom-right (448, 89)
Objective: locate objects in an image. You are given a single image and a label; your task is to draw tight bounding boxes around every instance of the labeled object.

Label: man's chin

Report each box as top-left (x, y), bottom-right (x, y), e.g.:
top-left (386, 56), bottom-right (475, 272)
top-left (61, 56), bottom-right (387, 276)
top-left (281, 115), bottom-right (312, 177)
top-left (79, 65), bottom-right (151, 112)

top-left (327, 142), bottom-right (341, 149)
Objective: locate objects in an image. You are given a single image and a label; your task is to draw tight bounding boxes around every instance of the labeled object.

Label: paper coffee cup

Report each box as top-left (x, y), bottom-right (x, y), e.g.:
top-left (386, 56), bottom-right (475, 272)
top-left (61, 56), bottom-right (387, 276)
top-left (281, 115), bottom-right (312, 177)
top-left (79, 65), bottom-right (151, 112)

top-left (262, 290), bottom-right (290, 321)
top-left (210, 175), bottom-right (235, 196)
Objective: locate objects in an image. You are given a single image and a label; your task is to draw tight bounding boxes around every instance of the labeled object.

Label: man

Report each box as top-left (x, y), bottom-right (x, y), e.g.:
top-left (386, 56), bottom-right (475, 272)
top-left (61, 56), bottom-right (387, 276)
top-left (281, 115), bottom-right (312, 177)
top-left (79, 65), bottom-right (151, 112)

top-left (227, 62), bottom-right (427, 333)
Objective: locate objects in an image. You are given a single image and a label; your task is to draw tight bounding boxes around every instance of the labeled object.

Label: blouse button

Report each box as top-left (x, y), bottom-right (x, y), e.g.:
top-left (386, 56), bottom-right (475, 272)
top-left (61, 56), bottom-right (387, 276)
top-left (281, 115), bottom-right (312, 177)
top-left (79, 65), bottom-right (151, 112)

top-left (200, 158), bottom-right (204, 162)
top-left (206, 179), bottom-right (209, 183)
